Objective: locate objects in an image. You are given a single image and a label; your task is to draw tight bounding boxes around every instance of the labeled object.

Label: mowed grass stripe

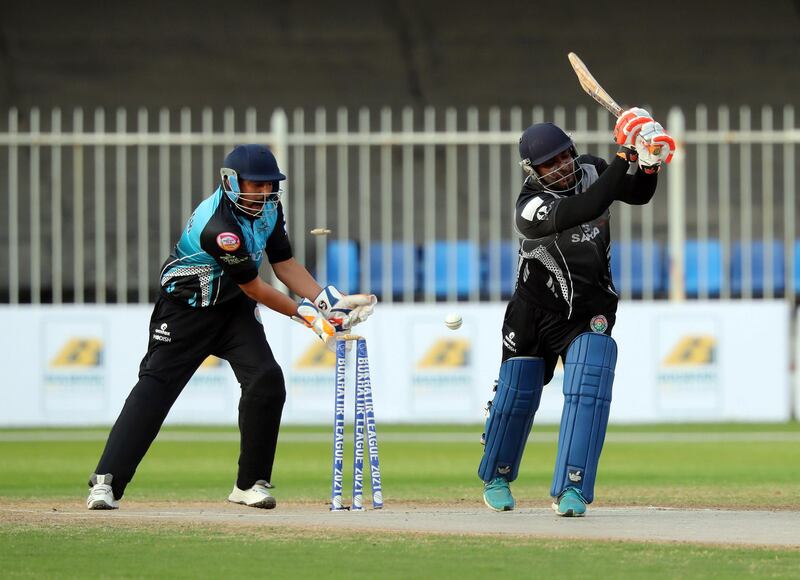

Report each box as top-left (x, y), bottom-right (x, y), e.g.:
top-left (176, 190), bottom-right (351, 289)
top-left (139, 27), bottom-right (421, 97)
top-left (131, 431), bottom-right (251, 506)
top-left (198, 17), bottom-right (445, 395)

top-left (1, 424), bottom-right (798, 509)
top-left (2, 526), bottom-right (799, 579)
top-left (2, 430), bottom-right (800, 443)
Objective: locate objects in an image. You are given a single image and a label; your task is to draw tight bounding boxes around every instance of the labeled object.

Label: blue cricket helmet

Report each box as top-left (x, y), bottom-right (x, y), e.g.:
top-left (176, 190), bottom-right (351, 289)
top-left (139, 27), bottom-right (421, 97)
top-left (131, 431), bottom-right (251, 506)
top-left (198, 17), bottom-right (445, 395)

top-left (222, 144), bottom-right (286, 182)
top-left (518, 123), bottom-right (577, 166)
top-left (221, 144), bottom-right (286, 218)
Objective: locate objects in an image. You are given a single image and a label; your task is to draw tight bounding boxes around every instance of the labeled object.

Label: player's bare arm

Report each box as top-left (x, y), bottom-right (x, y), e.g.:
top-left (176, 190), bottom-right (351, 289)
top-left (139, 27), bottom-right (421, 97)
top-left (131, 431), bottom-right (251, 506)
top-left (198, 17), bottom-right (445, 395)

top-left (237, 276), bottom-right (299, 317)
top-left (271, 257), bottom-right (323, 300)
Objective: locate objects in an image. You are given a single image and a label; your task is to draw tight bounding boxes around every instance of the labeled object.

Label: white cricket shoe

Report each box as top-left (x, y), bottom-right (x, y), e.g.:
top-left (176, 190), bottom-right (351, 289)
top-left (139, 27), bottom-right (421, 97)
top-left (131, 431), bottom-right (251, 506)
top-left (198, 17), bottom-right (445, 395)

top-left (87, 473), bottom-right (119, 510)
top-left (227, 480), bottom-right (276, 509)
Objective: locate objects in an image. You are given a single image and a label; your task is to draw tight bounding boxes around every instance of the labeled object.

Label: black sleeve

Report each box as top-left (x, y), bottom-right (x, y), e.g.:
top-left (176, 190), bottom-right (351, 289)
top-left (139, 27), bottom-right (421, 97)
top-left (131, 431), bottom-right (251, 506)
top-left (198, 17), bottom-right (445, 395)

top-left (515, 155), bottom-right (629, 238)
top-left (199, 221), bottom-right (259, 285)
top-left (615, 170), bottom-right (658, 205)
top-left (265, 203), bottom-right (294, 264)
top-left (550, 155), bottom-right (630, 232)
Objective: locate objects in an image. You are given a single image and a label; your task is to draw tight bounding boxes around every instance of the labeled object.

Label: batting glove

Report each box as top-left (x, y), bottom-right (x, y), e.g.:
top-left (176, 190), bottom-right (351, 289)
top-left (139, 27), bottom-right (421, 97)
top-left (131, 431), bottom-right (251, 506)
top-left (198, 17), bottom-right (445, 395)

top-left (314, 285), bottom-right (377, 331)
top-left (614, 107), bottom-right (653, 147)
top-left (293, 298), bottom-right (336, 350)
top-left (635, 121), bottom-right (676, 174)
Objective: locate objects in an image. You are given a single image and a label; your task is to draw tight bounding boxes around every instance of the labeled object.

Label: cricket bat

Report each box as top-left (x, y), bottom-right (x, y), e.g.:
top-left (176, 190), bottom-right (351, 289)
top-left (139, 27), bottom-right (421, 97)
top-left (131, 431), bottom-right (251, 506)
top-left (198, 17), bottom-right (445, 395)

top-left (567, 52), bottom-right (623, 118)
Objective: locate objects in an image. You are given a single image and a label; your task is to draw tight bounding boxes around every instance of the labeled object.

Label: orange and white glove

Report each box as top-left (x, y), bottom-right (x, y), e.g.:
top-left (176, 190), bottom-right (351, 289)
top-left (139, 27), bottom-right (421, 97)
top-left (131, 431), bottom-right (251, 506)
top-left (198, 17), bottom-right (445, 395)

top-left (314, 285), bottom-right (377, 331)
top-left (635, 121), bottom-right (676, 174)
top-left (292, 298), bottom-right (336, 350)
top-left (614, 107), bottom-right (653, 148)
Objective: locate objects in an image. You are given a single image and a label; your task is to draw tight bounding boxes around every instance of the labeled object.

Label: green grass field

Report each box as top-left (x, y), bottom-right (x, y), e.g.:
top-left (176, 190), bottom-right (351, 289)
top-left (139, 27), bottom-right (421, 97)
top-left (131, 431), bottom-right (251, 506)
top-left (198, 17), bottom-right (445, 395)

top-left (1, 423), bottom-right (799, 578)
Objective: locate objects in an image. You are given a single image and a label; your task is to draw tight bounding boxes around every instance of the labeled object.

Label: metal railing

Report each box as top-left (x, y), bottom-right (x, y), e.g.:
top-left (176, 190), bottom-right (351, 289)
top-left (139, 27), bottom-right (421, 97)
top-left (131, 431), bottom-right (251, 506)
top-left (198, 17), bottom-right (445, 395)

top-left (1, 105), bottom-right (798, 304)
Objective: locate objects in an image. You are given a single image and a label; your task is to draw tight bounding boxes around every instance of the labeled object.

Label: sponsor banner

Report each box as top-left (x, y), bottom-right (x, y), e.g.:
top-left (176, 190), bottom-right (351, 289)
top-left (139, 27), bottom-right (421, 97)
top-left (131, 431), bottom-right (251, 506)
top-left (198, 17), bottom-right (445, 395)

top-left (612, 301), bottom-right (791, 421)
top-left (655, 315), bottom-right (721, 417)
top-left (410, 324), bottom-right (475, 421)
top-left (0, 305), bottom-right (151, 426)
top-left (284, 329), bottom-right (339, 421)
top-left (0, 301), bottom-right (791, 426)
top-left (796, 306), bottom-right (800, 421)
top-left (41, 318), bottom-right (107, 419)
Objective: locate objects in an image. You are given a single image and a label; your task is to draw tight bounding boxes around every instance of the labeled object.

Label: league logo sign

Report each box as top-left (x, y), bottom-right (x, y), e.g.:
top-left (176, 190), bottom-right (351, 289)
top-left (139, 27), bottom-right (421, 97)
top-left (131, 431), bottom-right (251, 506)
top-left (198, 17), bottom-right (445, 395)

top-left (656, 316), bottom-right (721, 417)
top-left (286, 338), bottom-right (337, 419)
top-left (411, 323), bottom-right (475, 418)
top-left (42, 320), bottom-right (107, 417)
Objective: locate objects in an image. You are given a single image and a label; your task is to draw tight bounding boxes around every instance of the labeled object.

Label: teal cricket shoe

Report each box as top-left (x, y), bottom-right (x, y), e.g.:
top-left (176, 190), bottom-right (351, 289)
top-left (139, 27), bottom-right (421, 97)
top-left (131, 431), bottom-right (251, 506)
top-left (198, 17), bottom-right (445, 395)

top-left (552, 487), bottom-right (587, 517)
top-left (483, 477), bottom-right (515, 512)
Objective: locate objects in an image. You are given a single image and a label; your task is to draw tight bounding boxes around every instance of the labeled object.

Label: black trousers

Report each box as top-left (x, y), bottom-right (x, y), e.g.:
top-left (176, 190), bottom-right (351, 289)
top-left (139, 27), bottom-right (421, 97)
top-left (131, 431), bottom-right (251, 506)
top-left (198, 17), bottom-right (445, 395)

top-left (93, 292), bottom-right (286, 499)
top-left (500, 293), bottom-right (616, 385)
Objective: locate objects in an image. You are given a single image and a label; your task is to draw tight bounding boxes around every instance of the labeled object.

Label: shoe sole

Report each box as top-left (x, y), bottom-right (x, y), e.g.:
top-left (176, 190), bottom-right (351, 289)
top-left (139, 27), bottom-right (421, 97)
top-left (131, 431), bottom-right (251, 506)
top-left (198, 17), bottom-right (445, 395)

top-left (483, 495), bottom-right (514, 512)
top-left (551, 502), bottom-right (585, 517)
top-left (228, 498), bottom-right (277, 509)
top-left (87, 501), bottom-right (118, 510)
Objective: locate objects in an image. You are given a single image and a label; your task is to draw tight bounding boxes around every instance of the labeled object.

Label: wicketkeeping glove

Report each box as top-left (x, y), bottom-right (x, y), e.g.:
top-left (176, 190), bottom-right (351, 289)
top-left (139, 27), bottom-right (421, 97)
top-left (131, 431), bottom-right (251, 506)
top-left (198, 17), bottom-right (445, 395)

top-left (314, 285), bottom-right (377, 332)
top-left (292, 298), bottom-right (336, 350)
top-left (613, 107), bottom-right (653, 147)
top-left (635, 121), bottom-right (676, 174)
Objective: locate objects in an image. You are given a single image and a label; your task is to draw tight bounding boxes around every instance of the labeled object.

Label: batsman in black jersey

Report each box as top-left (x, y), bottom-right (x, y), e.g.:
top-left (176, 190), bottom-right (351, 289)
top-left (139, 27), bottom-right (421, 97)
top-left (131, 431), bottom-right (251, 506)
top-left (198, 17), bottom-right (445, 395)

top-left (86, 144), bottom-right (376, 511)
top-left (479, 110), bottom-right (675, 516)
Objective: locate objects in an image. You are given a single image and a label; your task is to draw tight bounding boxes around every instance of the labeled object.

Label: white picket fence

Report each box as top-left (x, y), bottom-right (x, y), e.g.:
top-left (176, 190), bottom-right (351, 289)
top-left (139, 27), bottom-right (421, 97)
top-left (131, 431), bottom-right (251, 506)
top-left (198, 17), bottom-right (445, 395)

top-left (1, 105), bottom-right (798, 304)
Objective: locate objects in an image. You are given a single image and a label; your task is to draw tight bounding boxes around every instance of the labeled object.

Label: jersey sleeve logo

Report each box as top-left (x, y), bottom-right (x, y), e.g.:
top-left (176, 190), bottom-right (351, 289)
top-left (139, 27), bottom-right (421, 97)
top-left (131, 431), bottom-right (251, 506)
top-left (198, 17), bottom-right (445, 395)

top-left (521, 196), bottom-right (552, 222)
top-left (535, 204), bottom-right (551, 220)
top-left (216, 232), bottom-right (241, 252)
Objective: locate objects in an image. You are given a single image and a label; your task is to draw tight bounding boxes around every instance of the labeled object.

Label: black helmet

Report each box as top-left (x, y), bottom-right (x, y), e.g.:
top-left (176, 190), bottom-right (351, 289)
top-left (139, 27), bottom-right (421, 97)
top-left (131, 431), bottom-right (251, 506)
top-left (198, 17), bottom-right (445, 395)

top-left (518, 123), bottom-right (577, 166)
top-left (518, 123), bottom-right (581, 194)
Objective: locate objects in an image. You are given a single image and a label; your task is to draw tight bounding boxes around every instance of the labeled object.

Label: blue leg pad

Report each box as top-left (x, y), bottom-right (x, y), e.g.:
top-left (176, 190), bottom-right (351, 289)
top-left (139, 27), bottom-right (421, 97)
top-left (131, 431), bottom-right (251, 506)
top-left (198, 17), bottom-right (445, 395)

top-left (478, 357), bottom-right (544, 483)
top-left (550, 332), bottom-right (617, 503)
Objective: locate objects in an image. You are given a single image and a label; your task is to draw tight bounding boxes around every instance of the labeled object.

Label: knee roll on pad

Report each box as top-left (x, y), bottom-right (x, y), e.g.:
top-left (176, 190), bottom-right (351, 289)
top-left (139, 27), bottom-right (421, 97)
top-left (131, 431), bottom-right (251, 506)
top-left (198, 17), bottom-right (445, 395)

top-left (478, 357), bottom-right (544, 483)
top-left (551, 332), bottom-right (617, 503)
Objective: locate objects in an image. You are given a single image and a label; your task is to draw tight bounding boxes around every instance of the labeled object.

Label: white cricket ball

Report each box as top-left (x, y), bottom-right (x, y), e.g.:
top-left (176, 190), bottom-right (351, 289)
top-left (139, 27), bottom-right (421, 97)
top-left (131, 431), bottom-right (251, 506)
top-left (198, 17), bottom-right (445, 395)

top-left (444, 312), bottom-right (463, 330)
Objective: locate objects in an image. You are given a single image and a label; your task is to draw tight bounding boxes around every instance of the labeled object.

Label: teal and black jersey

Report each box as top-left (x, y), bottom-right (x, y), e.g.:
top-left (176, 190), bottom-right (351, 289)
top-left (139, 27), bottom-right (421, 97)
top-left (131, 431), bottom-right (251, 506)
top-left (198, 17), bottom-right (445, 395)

top-left (159, 186), bottom-right (292, 307)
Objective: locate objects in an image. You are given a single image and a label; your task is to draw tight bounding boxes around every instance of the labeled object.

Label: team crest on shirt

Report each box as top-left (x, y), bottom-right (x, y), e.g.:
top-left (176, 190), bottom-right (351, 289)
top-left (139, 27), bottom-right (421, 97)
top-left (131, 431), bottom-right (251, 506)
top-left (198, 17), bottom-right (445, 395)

top-left (590, 315), bottom-right (608, 333)
top-left (216, 232), bottom-right (241, 251)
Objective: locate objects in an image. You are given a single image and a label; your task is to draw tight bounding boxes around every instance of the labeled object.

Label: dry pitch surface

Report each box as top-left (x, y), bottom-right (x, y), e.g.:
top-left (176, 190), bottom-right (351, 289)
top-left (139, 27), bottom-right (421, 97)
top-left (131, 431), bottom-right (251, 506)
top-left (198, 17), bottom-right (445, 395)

top-left (2, 500), bottom-right (798, 547)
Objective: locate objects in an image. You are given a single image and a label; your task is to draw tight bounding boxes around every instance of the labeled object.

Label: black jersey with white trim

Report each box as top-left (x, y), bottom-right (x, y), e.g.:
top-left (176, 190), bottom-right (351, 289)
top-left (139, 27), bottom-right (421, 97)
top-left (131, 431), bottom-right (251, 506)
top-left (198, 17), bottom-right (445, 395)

top-left (513, 154), bottom-right (617, 319)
